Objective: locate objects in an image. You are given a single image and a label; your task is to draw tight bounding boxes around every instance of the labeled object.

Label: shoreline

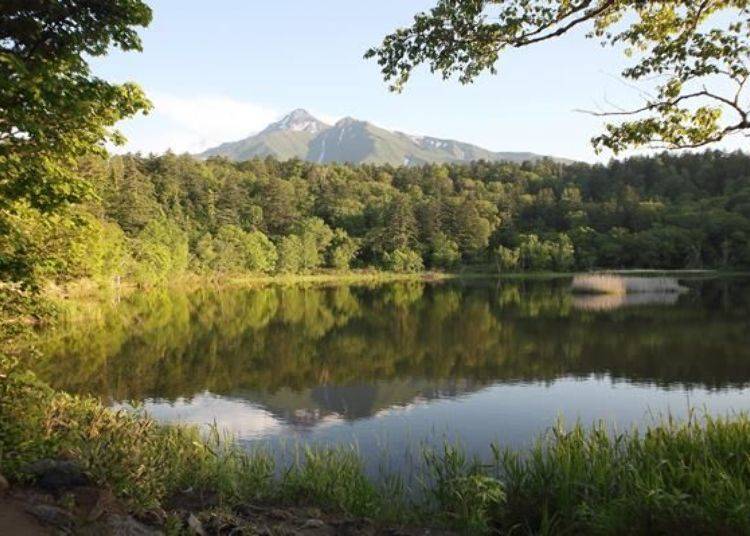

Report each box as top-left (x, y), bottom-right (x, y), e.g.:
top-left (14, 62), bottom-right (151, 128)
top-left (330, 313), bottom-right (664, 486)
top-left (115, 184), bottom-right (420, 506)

top-left (21, 268), bottom-right (748, 328)
top-left (2, 364), bottom-right (750, 534)
top-left (41, 267), bottom-right (750, 298)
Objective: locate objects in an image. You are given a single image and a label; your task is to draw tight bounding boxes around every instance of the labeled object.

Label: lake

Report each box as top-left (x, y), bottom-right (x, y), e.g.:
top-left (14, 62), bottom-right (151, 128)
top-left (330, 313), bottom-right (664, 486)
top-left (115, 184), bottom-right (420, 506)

top-left (29, 275), bottom-right (750, 472)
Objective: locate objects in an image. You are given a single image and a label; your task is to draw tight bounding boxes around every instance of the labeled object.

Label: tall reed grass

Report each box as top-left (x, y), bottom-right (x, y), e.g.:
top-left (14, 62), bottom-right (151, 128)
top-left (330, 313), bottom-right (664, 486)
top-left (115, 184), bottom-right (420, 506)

top-left (571, 274), bottom-right (687, 295)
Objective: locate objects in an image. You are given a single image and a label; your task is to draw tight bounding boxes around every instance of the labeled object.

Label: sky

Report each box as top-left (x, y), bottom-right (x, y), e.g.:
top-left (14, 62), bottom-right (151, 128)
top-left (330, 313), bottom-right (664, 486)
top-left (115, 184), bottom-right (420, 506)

top-left (94, 0), bottom-right (745, 163)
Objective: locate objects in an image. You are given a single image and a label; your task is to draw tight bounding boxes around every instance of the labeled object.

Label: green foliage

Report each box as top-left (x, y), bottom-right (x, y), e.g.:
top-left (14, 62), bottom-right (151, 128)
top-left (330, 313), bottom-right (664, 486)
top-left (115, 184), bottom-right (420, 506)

top-left (327, 228), bottom-right (360, 270)
top-left (65, 214), bottom-right (130, 283)
top-left (374, 194), bottom-right (419, 254)
top-left (493, 245), bottom-right (520, 272)
top-left (431, 232), bottom-right (461, 268)
top-left (131, 219), bottom-right (189, 285)
top-left (244, 230), bottom-right (278, 273)
top-left (493, 415), bottom-right (750, 534)
top-left (424, 445), bottom-right (505, 533)
top-left (0, 0), bottom-right (152, 285)
top-left (518, 234), bottom-right (575, 272)
top-left (0, 203), bottom-right (74, 285)
top-left (452, 200), bottom-right (491, 258)
top-left (193, 233), bottom-right (218, 273)
top-left (367, 1), bottom-right (750, 152)
top-left (0, 362), bottom-right (390, 516)
top-left (294, 217), bottom-right (334, 271)
top-left (276, 235), bottom-right (304, 274)
top-left (383, 248), bottom-right (424, 273)
top-left (0, 204), bottom-right (128, 287)
top-left (104, 156), bottom-right (161, 235)
top-left (0, 284), bottom-right (56, 348)
top-left (198, 225), bottom-right (277, 274)
top-left (8, 150), bottom-right (750, 286)
top-left (550, 233), bottom-right (575, 271)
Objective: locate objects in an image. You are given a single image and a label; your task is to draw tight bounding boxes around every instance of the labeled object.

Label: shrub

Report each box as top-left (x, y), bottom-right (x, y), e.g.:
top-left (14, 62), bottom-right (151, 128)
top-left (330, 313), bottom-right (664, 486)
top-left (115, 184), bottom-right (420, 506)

top-left (383, 248), bottom-right (424, 273)
top-left (493, 245), bottom-right (520, 272)
top-left (131, 219), bottom-right (189, 285)
top-left (327, 229), bottom-right (359, 270)
top-left (276, 235), bottom-right (304, 274)
top-left (431, 232), bottom-right (460, 268)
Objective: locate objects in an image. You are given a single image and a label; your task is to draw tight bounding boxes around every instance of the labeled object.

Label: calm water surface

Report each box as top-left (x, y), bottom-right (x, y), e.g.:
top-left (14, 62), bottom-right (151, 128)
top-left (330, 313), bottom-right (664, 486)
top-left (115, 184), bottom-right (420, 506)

top-left (31, 276), bottom-right (750, 469)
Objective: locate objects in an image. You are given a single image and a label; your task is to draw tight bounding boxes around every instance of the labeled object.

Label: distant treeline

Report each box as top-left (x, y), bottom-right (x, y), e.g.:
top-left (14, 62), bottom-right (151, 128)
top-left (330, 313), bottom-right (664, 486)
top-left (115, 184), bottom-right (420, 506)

top-left (4, 150), bottom-right (750, 285)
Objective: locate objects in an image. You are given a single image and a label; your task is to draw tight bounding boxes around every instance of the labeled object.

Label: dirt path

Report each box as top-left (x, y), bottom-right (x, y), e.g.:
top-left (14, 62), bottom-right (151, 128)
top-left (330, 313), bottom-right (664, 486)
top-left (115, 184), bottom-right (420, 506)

top-left (0, 498), bottom-right (51, 535)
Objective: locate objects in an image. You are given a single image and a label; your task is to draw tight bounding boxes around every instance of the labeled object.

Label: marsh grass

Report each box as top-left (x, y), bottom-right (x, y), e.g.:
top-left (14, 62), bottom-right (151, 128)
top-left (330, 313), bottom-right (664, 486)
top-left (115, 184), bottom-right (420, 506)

top-left (571, 274), bottom-right (688, 295)
top-left (493, 414), bottom-right (750, 534)
top-left (3, 360), bottom-right (750, 534)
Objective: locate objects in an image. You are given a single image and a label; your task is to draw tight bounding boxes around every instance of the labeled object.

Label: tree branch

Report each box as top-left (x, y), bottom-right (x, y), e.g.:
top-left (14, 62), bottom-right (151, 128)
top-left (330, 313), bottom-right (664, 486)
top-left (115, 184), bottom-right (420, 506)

top-left (512, 0), bottom-right (616, 47)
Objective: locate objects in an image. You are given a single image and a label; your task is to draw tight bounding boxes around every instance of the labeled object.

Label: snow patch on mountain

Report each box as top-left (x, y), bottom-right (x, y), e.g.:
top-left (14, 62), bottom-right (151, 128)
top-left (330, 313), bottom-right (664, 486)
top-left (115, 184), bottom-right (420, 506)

top-left (318, 138), bottom-right (327, 163)
top-left (420, 137), bottom-right (450, 150)
top-left (266, 109), bottom-right (330, 134)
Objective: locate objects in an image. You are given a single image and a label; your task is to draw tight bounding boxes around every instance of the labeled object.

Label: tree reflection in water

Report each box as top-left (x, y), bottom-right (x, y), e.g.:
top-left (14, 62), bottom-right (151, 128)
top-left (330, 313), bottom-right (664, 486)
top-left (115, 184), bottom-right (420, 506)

top-left (28, 277), bottom-right (750, 431)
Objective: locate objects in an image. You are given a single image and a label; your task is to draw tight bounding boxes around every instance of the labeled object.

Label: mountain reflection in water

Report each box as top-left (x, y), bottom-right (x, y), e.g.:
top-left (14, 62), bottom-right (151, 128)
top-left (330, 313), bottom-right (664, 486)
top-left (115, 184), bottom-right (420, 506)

top-left (29, 276), bottom-right (750, 459)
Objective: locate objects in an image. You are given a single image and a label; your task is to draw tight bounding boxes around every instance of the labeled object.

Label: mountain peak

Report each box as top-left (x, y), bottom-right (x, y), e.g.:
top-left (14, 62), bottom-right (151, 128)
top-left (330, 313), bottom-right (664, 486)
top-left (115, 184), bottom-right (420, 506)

top-left (288, 108), bottom-right (315, 120)
top-left (199, 110), bottom-right (571, 165)
top-left (265, 109), bottom-right (329, 134)
top-left (335, 116), bottom-right (364, 127)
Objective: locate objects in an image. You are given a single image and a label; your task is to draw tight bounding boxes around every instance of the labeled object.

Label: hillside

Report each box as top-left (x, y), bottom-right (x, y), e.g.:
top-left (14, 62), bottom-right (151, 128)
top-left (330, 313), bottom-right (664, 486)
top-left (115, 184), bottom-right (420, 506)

top-left (198, 109), bottom-right (570, 165)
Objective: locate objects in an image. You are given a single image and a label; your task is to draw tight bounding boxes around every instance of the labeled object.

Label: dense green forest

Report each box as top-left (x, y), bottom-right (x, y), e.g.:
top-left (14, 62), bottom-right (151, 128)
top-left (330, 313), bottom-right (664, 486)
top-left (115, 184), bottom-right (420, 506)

top-left (3, 150), bottom-right (750, 287)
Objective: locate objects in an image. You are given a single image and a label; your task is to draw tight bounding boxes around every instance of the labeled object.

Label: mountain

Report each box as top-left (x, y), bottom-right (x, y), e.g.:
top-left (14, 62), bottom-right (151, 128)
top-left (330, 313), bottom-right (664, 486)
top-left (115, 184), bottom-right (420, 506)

top-left (198, 109), bottom-right (329, 161)
top-left (198, 109), bottom-right (570, 165)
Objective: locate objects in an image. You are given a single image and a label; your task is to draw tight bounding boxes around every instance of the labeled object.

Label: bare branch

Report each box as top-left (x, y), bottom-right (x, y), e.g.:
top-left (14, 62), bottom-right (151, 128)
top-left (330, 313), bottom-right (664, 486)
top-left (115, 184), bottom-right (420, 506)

top-left (577, 89), bottom-right (748, 122)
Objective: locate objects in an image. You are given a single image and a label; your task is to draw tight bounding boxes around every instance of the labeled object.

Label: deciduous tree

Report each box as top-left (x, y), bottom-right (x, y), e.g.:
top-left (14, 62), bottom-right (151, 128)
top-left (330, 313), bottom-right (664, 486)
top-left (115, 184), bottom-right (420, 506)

top-left (367, 0), bottom-right (750, 152)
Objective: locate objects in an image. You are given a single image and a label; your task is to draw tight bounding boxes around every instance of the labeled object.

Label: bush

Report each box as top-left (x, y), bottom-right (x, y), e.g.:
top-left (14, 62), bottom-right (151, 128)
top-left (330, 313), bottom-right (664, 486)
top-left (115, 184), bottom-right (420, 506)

top-left (131, 219), bottom-right (189, 285)
top-left (327, 229), bottom-right (359, 270)
top-left (493, 245), bottom-right (520, 272)
top-left (383, 248), bottom-right (424, 273)
top-left (295, 217), bottom-right (334, 271)
top-left (276, 235), bottom-right (304, 274)
top-left (430, 232), bottom-right (460, 268)
top-left (517, 233), bottom-right (575, 272)
top-left (0, 204), bottom-right (129, 287)
top-left (206, 225), bottom-right (277, 274)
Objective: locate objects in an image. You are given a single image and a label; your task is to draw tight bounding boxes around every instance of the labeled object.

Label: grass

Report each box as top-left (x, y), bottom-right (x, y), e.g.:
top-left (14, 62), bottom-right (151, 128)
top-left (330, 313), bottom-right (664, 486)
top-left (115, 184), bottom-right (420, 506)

top-left (39, 270), bottom-right (459, 308)
top-left (571, 274), bottom-right (688, 295)
top-left (495, 414), bottom-right (750, 534)
top-left (3, 356), bottom-right (750, 534)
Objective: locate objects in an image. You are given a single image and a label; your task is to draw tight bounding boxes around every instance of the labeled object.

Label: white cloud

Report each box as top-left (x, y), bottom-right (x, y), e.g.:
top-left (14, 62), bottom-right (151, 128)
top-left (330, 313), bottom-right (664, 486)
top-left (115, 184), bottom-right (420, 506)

top-left (112, 93), bottom-right (346, 155)
top-left (115, 92), bottom-right (280, 154)
top-left (117, 393), bottom-right (287, 439)
top-left (153, 92), bottom-right (278, 141)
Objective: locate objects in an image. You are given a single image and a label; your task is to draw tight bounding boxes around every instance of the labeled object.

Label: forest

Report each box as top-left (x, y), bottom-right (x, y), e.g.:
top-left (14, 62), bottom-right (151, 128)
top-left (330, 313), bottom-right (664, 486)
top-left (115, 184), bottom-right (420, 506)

top-left (3, 149), bottom-right (750, 288)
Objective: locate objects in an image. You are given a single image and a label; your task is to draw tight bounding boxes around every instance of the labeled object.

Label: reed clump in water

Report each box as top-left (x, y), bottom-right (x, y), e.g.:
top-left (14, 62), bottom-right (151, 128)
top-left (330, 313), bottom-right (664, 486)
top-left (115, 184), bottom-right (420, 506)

top-left (571, 274), bottom-right (687, 295)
